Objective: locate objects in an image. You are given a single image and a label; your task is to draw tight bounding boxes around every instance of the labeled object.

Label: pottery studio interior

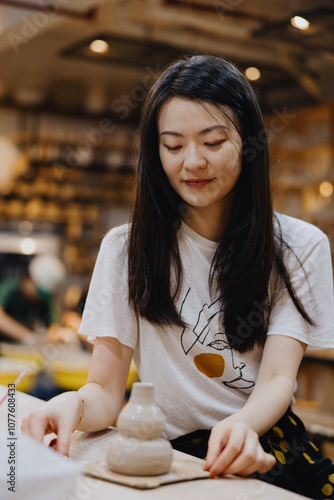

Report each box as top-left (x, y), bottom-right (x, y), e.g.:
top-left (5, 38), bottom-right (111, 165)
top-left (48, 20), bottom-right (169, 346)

top-left (0, 0), bottom-right (334, 491)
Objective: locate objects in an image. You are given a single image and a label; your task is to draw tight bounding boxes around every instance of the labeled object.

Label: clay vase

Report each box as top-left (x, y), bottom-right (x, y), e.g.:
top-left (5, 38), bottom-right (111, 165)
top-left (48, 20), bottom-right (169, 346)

top-left (107, 382), bottom-right (173, 476)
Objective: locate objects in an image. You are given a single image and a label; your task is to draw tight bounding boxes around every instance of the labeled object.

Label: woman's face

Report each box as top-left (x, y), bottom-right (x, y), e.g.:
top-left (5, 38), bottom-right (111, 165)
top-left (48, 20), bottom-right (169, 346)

top-left (158, 97), bottom-right (242, 222)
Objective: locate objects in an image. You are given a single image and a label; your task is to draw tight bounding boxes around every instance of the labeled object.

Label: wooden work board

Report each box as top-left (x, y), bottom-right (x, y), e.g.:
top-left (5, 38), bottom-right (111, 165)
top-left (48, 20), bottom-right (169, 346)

top-left (85, 451), bottom-right (210, 489)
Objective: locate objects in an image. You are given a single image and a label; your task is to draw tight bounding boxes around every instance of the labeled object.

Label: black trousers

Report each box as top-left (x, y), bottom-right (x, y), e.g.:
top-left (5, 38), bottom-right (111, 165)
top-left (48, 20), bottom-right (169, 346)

top-left (170, 408), bottom-right (334, 500)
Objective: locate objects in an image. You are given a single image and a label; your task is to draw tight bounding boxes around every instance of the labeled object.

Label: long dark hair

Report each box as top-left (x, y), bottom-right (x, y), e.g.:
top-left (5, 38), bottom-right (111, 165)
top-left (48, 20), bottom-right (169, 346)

top-left (128, 54), bottom-right (314, 353)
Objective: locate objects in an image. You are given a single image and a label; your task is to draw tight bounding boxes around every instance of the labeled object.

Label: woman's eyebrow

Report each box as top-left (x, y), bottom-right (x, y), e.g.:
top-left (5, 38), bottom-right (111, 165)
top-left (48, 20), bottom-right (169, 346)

top-left (160, 131), bottom-right (183, 137)
top-left (199, 125), bottom-right (227, 135)
top-left (160, 125), bottom-right (227, 137)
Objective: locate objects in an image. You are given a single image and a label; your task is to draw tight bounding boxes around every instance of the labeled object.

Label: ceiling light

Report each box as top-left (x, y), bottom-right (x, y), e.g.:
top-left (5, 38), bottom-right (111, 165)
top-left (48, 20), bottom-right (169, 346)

top-left (290, 16), bottom-right (310, 31)
top-left (245, 67), bottom-right (261, 81)
top-left (319, 181), bottom-right (333, 198)
top-left (20, 238), bottom-right (36, 255)
top-left (89, 39), bottom-right (109, 54)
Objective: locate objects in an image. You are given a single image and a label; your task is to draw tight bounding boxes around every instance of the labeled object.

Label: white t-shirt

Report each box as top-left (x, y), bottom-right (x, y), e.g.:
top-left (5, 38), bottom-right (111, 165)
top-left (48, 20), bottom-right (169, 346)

top-left (79, 213), bottom-right (334, 440)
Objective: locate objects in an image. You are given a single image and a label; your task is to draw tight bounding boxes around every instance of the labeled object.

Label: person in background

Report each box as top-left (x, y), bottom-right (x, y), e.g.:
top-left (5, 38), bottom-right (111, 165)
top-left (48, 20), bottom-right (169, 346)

top-left (61, 285), bottom-right (87, 335)
top-left (58, 286), bottom-right (91, 350)
top-left (0, 254), bottom-right (66, 345)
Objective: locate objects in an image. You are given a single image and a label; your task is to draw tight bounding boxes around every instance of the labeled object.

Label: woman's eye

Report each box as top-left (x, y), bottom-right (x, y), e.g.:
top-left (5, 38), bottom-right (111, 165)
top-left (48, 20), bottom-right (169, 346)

top-left (165, 145), bottom-right (181, 151)
top-left (205, 140), bottom-right (224, 147)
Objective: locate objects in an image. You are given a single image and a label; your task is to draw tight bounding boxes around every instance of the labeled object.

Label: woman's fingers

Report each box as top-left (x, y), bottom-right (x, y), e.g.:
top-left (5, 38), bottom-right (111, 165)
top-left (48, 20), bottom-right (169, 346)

top-left (219, 428), bottom-right (259, 475)
top-left (21, 391), bottom-right (81, 456)
top-left (22, 412), bottom-right (51, 441)
top-left (223, 438), bottom-right (275, 476)
top-left (205, 422), bottom-right (248, 476)
top-left (53, 419), bottom-right (74, 456)
top-left (256, 451), bottom-right (276, 474)
top-left (231, 450), bottom-right (275, 476)
top-left (204, 423), bottom-right (226, 470)
top-left (204, 421), bottom-right (276, 477)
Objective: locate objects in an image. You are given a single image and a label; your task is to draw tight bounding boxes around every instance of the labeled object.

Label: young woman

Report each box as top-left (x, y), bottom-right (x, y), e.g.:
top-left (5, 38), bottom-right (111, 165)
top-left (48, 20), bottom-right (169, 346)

top-left (22, 55), bottom-right (334, 499)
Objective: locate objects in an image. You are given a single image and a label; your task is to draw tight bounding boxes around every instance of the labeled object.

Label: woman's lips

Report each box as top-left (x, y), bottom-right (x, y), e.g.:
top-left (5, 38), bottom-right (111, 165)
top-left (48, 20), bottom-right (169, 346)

top-left (184, 179), bottom-right (214, 188)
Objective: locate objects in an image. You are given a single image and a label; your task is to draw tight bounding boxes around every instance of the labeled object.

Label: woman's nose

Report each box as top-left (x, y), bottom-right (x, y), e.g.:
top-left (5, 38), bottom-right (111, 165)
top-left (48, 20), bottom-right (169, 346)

top-left (183, 145), bottom-right (206, 171)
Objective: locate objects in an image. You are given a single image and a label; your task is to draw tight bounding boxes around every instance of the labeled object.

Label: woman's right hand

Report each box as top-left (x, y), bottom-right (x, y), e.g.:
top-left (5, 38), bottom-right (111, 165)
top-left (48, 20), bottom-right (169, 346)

top-left (21, 391), bottom-right (82, 456)
top-left (22, 338), bottom-right (134, 456)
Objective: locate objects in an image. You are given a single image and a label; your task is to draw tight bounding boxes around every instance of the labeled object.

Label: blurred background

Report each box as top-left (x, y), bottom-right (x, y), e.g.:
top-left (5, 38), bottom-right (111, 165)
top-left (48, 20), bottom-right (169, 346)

top-left (0, 0), bottom-right (333, 454)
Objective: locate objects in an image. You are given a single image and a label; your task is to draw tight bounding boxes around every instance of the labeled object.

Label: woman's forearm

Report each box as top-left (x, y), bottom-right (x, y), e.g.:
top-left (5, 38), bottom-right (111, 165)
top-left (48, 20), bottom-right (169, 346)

top-left (0, 307), bottom-right (35, 343)
top-left (225, 335), bottom-right (306, 436)
top-left (74, 337), bottom-right (133, 432)
top-left (226, 374), bottom-right (295, 436)
top-left (22, 337), bottom-right (132, 456)
top-left (76, 382), bottom-right (124, 432)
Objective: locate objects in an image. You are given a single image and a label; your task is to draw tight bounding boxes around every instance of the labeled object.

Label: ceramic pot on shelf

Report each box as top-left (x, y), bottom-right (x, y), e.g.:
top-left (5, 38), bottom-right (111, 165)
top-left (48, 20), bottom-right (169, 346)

top-left (107, 382), bottom-right (173, 476)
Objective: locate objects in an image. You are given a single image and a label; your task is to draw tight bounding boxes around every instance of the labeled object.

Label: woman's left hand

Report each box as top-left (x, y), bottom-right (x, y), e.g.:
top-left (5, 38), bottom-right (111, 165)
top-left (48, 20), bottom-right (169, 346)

top-left (204, 419), bottom-right (276, 477)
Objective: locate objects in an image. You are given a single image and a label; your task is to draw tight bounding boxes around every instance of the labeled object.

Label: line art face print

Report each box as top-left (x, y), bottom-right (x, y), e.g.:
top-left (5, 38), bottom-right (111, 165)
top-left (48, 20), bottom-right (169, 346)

top-left (180, 287), bottom-right (255, 390)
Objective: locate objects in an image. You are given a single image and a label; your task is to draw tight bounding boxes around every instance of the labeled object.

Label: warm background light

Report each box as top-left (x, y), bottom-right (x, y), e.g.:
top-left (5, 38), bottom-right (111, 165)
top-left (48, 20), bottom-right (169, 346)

top-left (18, 220), bottom-right (33, 236)
top-left (89, 39), bottom-right (109, 54)
top-left (20, 238), bottom-right (36, 255)
top-left (245, 67), bottom-right (261, 81)
top-left (291, 16), bottom-right (310, 31)
top-left (319, 181), bottom-right (334, 198)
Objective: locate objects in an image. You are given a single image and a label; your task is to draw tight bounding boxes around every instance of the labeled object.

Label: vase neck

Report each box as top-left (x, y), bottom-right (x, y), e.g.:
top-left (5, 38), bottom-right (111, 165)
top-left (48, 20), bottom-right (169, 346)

top-left (129, 382), bottom-right (155, 404)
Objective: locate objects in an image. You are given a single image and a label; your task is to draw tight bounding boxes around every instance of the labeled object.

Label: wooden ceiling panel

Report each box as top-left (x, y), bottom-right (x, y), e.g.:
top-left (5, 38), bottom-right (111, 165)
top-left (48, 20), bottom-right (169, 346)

top-left (0, 0), bottom-right (332, 117)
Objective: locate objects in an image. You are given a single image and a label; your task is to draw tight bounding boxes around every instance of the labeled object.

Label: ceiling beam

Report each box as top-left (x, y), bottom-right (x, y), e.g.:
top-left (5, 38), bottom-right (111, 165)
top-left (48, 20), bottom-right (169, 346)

top-left (0, 0), bottom-right (97, 20)
top-left (163, 0), bottom-right (269, 23)
top-left (278, 49), bottom-right (323, 102)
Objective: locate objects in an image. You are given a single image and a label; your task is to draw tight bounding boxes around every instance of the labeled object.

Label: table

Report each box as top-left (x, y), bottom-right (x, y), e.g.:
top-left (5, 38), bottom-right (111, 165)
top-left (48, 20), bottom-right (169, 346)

top-left (0, 385), bottom-right (309, 500)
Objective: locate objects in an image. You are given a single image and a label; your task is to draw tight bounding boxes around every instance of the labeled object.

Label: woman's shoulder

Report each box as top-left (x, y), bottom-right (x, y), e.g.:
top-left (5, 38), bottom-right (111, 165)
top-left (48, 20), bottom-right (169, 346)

top-left (274, 212), bottom-right (328, 246)
top-left (103, 223), bottom-right (131, 242)
top-left (99, 223), bottom-right (131, 257)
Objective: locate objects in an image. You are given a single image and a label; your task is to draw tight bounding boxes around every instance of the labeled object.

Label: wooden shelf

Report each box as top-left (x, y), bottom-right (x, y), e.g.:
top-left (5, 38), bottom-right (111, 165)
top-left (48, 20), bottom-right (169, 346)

top-left (266, 102), bottom-right (334, 248)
